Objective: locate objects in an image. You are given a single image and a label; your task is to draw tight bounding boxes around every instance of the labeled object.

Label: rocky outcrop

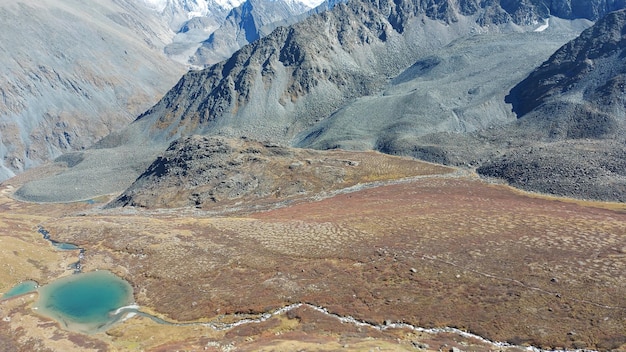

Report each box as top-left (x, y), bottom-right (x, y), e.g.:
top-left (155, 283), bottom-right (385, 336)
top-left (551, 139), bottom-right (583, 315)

top-left (107, 135), bottom-right (449, 209)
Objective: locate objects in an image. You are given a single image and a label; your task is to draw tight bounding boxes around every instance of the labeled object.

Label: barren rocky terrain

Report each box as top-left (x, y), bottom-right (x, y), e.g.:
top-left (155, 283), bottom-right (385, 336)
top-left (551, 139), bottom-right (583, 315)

top-left (1, 149), bottom-right (625, 351)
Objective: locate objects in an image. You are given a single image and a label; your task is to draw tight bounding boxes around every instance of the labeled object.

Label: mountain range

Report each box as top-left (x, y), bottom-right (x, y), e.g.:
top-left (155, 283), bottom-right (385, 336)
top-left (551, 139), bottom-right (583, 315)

top-left (0, 0), bottom-right (324, 182)
top-left (153, 0), bottom-right (326, 67)
top-left (10, 0), bottom-right (626, 204)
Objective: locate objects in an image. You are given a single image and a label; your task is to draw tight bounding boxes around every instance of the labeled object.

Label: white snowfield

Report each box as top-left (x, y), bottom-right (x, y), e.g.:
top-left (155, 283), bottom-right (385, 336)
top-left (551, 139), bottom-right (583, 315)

top-left (534, 18), bottom-right (550, 32)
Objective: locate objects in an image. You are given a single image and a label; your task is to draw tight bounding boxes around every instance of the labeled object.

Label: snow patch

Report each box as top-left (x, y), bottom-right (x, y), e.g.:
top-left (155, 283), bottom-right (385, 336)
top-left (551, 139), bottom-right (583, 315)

top-left (285, 0), bottom-right (325, 9)
top-left (142, 0), bottom-right (168, 12)
top-left (534, 18), bottom-right (549, 32)
top-left (214, 0), bottom-right (246, 10)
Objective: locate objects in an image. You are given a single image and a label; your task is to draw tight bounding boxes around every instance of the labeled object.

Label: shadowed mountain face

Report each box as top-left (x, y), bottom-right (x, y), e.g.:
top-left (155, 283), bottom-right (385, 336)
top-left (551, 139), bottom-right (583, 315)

top-left (13, 0), bottom-right (626, 204)
top-left (507, 8), bottom-right (626, 130)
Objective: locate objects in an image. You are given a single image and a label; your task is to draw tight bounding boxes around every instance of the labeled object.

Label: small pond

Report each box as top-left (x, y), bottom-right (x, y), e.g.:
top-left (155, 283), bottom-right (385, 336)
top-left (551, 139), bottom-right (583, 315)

top-left (33, 270), bottom-right (134, 334)
top-left (1, 280), bottom-right (38, 300)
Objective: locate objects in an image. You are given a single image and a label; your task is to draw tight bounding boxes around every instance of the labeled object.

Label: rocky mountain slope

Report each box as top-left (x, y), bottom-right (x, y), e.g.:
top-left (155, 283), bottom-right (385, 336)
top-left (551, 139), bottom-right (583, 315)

top-left (477, 9), bottom-right (626, 201)
top-left (13, 0), bottom-right (626, 204)
top-left (0, 0), bottom-right (185, 180)
top-left (107, 135), bottom-right (451, 209)
top-left (381, 8), bottom-right (626, 201)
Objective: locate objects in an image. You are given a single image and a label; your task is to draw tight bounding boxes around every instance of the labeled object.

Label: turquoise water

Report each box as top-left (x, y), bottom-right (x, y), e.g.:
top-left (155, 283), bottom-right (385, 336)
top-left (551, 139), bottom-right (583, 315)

top-left (34, 271), bottom-right (134, 333)
top-left (1, 280), bottom-right (38, 300)
top-left (50, 241), bottom-right (81, 250)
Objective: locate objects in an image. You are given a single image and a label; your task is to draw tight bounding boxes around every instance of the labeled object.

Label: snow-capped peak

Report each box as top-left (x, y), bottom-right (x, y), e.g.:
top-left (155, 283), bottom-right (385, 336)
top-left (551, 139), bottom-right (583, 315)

top-left (287, 0), bottom-right (325, 9)
top-left (214, 0), bottom-right (246, 10)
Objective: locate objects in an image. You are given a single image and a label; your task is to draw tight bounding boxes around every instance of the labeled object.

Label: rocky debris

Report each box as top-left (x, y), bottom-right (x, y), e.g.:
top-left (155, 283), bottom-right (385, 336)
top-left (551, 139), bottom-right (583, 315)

top-left (107, 136), bottom-right (357, 209)
top-left (476, 140), bottom-right (626, 202)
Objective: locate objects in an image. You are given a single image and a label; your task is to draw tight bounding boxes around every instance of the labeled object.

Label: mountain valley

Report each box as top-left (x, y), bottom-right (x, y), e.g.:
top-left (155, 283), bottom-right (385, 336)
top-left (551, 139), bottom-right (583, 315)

top-left (1, 0), bottom-right (626, 351)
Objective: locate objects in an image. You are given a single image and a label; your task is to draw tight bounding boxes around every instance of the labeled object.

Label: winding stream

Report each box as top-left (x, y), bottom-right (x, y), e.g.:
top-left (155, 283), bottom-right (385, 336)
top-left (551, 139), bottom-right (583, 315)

top-left (38, 226), bottom-right (84, 273)
top-left (6, 226), bottom-right (598, 351)
top-left (116, 302), bottom-right (595, 352)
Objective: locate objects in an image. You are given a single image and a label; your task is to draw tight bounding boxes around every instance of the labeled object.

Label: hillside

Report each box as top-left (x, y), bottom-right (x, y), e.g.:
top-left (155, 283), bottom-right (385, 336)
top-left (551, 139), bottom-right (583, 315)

top-left (0, 0), bottom-right (185, 180)
top-left (107, 135), bottom-right (452, 209)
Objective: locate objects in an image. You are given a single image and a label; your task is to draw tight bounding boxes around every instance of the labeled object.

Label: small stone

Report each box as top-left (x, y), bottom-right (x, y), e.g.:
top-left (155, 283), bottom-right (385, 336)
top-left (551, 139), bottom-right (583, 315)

top-left (412, 341), bottom-right (429, 349)
top-left (410, 268), bottom-right (417, 273)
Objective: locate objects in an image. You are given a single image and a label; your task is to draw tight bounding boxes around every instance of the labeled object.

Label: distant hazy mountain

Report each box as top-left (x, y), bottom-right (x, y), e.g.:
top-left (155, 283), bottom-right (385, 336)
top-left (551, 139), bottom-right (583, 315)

top-left (146, 0), bottom-right (326, 67)
top-left (14, 0), bottom-right (626, 203)
top-left (0, 0), bottom-right (185, 180)
top-left (190, 0), bottom-right (317, 66)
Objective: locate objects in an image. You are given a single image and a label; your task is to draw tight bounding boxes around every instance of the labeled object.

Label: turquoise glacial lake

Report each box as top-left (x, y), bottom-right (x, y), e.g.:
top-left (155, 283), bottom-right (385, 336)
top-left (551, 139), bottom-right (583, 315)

top-left (34, 270), bottom-right (134, 333)
top-left (1, 280), bottom-right (38, 300)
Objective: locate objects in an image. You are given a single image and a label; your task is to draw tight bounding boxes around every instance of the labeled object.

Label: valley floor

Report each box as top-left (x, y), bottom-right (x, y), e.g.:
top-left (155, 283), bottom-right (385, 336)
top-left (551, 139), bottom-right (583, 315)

top-left (0, 153), bottom-right (625, 351)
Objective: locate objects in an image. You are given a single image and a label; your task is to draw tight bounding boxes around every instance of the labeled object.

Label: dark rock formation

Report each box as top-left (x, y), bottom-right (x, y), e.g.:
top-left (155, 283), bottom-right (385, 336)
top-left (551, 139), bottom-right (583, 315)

top-left (108, 136), bottom-right (352, 209)
top-left (507, 8), bottom-right (626, 122)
